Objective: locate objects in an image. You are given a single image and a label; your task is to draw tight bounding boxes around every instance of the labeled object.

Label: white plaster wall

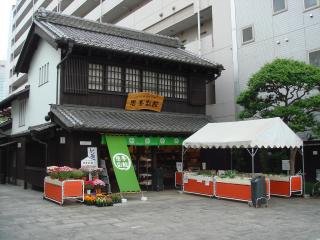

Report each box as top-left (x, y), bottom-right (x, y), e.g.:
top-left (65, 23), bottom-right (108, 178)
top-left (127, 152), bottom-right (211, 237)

top-left (205, 0), bottom-right (235, 122)
top-left (235, 0), bottom-right (320, 93)
top-left (11, 40), bottom-right (61, 134)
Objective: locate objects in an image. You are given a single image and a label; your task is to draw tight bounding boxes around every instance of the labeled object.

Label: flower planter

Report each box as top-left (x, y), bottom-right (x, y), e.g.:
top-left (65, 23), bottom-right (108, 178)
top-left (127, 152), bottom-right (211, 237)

top-left (268, 175), bottom-right (302, 197)
top-left (43, 177), bottom-right (84, 205)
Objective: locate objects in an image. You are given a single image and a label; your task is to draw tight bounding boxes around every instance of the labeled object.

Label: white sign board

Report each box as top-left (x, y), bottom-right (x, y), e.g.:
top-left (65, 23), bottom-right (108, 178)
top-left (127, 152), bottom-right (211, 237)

top-left (202, 162), bottom-right (206, 170)
top-left (176, 162), bottom-right (183, 172)
top-left (80, 141), bottom-right (92, 146)
top-left (282, 160), bottom-right (290, 171)
top-left (87, 147), bottom-right (98, 167)
top-left (81, 157), bottom-right (96, 168)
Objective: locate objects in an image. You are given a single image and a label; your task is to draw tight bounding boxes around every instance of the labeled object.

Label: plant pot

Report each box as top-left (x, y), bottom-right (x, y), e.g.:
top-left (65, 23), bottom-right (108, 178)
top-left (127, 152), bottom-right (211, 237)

top-left (95, 188), bottom-right (101, 194)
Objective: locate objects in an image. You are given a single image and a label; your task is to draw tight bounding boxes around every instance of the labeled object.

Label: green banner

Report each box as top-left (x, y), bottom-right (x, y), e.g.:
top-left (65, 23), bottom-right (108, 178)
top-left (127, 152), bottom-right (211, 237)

top-left (105, 135), bottom-right (141, 193)
top-left (126, 136), bottom-right (185, 146)
top-left (101, 135), bottom-right (185, 146)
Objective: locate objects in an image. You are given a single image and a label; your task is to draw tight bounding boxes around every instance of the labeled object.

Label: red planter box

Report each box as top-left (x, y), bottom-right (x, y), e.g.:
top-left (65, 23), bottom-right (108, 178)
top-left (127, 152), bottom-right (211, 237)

top-left (44, 177), bottom-right (84, 205)
top-left (270, 175), bottom-right (302, 197)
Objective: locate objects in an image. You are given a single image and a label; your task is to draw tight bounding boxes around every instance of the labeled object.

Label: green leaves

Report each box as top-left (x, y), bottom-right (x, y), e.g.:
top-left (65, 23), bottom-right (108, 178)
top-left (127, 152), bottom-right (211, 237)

top-left (237, 59), bottom-right (320, 136)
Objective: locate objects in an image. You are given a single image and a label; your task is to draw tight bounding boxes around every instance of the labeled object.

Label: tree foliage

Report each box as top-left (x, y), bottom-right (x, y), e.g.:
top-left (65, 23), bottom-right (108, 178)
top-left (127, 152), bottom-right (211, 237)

top-left (237, 59), bottom-right (320, 136)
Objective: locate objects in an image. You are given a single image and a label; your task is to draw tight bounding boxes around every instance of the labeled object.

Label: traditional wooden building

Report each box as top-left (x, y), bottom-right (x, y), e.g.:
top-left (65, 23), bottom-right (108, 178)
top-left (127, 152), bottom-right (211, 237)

top-left (0, 8), bottom-right (224, 189)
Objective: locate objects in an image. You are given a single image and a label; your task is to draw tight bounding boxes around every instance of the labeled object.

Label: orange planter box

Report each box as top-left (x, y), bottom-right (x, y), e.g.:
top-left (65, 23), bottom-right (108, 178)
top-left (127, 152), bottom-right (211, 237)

top-left (270, 175), bottom-right (302, 197)
top-left (175, 172), bottom-right (183, 187)
top-left (183, 178), bottom-right (214, 197)
top-left (215, 178), bottom-right (270, 203)
top-left (44, 177), bottom-right (84, 205)
top-left (215, 182), bottom-right (251, 201)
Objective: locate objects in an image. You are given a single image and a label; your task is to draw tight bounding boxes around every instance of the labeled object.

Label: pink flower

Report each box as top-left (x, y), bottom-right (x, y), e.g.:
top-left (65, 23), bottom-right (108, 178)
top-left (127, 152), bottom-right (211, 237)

top-left (93, 179), bottom-right (106, 187)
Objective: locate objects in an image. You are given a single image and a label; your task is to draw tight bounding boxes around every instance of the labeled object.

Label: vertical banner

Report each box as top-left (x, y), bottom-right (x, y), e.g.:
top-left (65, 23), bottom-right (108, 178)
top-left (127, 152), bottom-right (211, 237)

top-left (105, 135), bottom-right (141, 193)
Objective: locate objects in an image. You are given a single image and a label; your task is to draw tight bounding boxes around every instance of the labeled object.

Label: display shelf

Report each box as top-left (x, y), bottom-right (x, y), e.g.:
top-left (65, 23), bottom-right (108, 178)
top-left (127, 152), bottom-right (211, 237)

top-left (139, 157), bottom-right (152, 189)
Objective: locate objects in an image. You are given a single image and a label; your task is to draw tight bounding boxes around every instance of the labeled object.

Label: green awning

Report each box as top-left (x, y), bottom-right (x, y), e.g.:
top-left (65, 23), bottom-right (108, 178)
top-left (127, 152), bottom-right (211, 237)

top-left (102, 135), bottom-right (185, 146)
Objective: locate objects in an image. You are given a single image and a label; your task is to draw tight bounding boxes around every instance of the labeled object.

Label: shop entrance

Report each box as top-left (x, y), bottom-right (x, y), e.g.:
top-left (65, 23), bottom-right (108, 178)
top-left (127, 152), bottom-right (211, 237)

top-left (101, 135), bottom-right (186, 191)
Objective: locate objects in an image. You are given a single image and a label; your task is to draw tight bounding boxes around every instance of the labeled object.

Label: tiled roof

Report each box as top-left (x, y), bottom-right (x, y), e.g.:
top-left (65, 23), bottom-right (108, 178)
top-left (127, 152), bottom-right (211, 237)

top-left (33, 9), bottom-right (220, 69)
top-left (50, 104), bottom-right (210, 135)
top-left (29, 123), bottom-right (56, 133)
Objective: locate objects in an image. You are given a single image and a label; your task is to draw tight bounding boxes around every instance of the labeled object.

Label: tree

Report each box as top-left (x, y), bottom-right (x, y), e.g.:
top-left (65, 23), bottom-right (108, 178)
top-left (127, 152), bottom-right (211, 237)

top-left (237, 59), bottom-right (320, 174)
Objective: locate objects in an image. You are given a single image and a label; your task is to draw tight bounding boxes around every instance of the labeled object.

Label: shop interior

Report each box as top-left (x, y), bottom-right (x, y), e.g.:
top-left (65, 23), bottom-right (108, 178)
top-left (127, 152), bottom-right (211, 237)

top-left (100, 144), bottom-right (202, 192)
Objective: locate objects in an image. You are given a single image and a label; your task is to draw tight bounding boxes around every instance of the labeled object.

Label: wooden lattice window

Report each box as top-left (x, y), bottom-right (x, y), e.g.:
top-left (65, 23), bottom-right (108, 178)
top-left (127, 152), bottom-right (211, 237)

top-left (88, 63), bottom-right (103, 90)
top-left (107, 66), bottom-right (122, 92)
top-left (159, 73), bottom-right (173, 97)
top-left (174, 75), bottom-right (187, 99)
top-left (142, 71), bottom-right (157, 94)
top-left (125, 68), bottom-right (140, 93)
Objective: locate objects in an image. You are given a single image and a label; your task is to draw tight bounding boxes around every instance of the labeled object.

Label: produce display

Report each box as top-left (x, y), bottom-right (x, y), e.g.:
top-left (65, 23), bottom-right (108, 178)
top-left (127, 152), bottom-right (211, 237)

top-left (180, 170), bottom-right (271, 203)
top-left (182, 171), bottom-right (216, 197)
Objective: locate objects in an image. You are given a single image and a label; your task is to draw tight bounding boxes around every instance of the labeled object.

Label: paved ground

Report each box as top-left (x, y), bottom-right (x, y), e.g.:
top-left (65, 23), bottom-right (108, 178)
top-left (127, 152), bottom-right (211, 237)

top-left (0, 184), bottom-right (319, 240)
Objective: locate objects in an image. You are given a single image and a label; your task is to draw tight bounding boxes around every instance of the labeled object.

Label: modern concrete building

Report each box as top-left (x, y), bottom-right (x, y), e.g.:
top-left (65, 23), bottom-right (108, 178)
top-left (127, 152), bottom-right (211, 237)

top-left (7, 0), bottom-right (320, 122)
top-left (0, 61), bottom-right (8, 101)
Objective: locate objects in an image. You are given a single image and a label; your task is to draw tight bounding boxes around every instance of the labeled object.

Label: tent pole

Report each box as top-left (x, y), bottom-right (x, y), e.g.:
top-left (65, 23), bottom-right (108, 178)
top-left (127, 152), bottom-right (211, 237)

top-left (301, 146), bottom-right (306, 196)
top-left (181, 146), bottom-right (184, 171)
top-left (247, 148), bottom-right (258, 175)
top-left (251, 148), bottom-right (254, 175)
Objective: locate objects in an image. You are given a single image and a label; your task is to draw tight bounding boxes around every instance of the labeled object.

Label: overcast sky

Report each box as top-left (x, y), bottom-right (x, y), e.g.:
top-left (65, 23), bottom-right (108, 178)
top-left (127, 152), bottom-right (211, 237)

top-left (0, 0), bottom-right (17, 61)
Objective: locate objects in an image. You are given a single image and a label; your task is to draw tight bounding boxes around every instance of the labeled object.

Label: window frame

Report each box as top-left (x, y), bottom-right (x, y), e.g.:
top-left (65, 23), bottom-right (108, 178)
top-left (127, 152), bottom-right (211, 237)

top-left (18, 99), bottom-right (26, 127)
top-left (86, 61), bottom-right (189, 102)
top-left (303, 0), bottom-right (320, 11)
top-left (272, 0), bottom-right (288, 15)
top-left (308, 48), bottom-right (320, 67)
top-left (241, 25), bottom-right (255, 45)
top-left (38, 62), bottom-right (49, 87)
top-left (88, 63), bottom-right (104, 91)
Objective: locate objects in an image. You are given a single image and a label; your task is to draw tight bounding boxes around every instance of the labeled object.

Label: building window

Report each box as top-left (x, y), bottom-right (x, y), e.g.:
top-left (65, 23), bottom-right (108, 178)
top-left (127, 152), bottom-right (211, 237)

top-left (273, 0), bottom-right (287, 14)
top-left (88, 63), bottom-right (103, 90)
top-left (309, 49), bottom-right (320, 67)
top-left (159, 73), bottom-right (173, 97)
top-left (107, 66), bottom-right (122, 92)
top-left (18, 99), bottom-right (26, 127)
top-left (242, 25), bottom-right (254, 45)
top-left (174, 76), bottom-right (188, 99)
top-left (39, 62), bottom-right (49, 86)
top-left (304, 0), bottom-right (319, 10)
top-left (125, 68), bottom-right (140, 93)
top-left (142, 71), bottom-right (158, 94)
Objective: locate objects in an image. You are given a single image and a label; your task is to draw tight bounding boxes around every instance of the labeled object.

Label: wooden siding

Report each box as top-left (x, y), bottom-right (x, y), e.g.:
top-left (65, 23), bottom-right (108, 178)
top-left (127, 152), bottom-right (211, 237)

top-left (60, 53), bottom-right (207, 114)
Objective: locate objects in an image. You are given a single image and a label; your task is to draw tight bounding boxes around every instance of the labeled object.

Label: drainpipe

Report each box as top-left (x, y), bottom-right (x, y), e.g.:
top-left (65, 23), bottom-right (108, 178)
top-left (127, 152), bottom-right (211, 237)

top-left (56, 40), bottom-right (74, 105)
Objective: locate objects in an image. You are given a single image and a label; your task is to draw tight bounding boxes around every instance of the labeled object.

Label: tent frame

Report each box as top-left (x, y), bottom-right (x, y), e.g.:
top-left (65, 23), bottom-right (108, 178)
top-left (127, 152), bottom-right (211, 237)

top-left (181, 145), bottom-right (306, 196)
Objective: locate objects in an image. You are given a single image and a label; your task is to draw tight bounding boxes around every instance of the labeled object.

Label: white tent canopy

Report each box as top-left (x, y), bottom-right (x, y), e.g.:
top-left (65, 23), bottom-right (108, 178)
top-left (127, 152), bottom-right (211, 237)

top-left (183, 117), bottom-right (303, 149)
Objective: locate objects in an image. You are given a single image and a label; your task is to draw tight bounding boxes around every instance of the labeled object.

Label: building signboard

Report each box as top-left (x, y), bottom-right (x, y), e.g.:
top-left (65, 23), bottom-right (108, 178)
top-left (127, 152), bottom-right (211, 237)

top-left (125, 92), bottom-right (164, 112)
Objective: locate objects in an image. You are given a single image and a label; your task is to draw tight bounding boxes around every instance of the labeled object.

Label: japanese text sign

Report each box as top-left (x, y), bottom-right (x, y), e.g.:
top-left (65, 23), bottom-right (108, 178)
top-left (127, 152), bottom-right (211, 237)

top-left (125, 92), bottom-right (164, 112)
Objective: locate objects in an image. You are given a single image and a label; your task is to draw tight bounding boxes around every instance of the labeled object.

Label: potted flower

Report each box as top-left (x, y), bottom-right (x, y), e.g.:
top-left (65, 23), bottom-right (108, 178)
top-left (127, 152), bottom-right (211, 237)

top-left (93, 179), bottom-right (106, 194)
top-left (85, 180), bottom-right (94, 194)
top-left (110, 193), bottom-right (122, 204)
top-left (84, 195), bottom-right (96, 205)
